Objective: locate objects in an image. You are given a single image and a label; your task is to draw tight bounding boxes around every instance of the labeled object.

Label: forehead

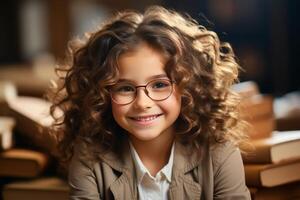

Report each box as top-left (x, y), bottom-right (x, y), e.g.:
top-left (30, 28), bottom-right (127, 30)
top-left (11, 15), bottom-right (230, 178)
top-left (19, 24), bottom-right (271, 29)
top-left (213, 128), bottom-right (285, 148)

top-left (117, 43), bottom-right (167, 84)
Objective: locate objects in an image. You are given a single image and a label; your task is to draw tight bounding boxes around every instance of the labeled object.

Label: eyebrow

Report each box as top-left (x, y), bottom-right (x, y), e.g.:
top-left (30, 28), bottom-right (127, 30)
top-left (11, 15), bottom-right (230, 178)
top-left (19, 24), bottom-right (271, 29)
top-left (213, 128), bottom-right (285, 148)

top-left (117, 74), bottom-right (169, 83)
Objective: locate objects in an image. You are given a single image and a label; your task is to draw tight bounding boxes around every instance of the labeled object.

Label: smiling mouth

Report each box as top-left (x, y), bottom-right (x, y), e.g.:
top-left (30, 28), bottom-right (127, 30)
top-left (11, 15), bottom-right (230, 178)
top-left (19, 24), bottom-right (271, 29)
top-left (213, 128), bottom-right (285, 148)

top-left (129, 114), bottom-right (163, 122)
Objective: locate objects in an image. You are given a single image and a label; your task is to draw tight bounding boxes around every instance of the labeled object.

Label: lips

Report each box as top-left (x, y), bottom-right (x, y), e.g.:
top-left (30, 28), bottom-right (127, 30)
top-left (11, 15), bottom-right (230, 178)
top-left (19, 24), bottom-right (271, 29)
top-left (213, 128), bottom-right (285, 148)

top-left (129, 114), bottom-right (163, 122)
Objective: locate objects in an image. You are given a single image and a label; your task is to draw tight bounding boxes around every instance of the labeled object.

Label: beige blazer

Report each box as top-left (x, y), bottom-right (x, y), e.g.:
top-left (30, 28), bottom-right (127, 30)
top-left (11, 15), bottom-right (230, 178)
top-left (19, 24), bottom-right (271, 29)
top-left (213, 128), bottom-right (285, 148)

top-left (69, 140), bottom-right (250, 200)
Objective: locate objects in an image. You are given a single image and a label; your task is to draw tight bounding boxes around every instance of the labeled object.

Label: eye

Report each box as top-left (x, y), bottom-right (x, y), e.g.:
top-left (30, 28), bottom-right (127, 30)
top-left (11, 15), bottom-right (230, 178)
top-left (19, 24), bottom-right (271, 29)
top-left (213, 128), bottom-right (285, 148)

top-left (150, 80), bottom-right (171, 89)
top-left (113, 84), bottom-right (135, 93)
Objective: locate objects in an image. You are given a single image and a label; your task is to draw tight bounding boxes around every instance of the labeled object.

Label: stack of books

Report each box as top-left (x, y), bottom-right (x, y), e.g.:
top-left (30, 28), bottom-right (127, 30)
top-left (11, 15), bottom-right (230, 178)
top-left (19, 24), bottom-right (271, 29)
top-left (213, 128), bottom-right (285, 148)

top-left (241, 95), bottom-right (275, 140)
top-left (233, 81), bottom-right (275, 140)
top-left (234, 81), bottom-right (300, 199)
top-left (7, 96), bottom-right (58, 155)
top-left (235, 83), bottom-right (274, 140)
top-left (242, 131), bottom-right (300, 199)
top-left (0, 94), bottom-right (69, 200)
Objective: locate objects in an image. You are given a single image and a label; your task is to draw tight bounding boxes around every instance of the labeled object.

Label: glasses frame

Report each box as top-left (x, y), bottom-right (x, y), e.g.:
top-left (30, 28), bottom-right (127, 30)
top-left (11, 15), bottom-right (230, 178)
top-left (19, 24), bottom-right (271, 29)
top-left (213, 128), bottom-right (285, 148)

top-left (110, 79), bottom-right (176, 105)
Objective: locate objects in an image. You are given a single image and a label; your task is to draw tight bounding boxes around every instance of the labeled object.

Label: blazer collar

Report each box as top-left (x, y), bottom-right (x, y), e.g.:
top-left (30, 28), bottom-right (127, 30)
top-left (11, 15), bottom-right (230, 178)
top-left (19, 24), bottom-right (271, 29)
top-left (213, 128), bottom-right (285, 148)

top-left (99, 139), bottom-right (204, 200)
top-left (172, 141), bottom-right (203, 174)
top-left (99, 139), bottom-right (203, 175)
top-left (99, 139), bottom-right (134, 173)
top-left (99, 140), bottom-right (138, 199)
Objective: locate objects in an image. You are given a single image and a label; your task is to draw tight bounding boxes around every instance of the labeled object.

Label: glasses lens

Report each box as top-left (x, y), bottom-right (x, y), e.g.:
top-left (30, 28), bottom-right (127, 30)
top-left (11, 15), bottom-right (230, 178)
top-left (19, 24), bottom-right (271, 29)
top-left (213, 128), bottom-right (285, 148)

top-left (147, 79), bottom-right (173, 100)
top-left (111, 83), bottom-right (135, 104)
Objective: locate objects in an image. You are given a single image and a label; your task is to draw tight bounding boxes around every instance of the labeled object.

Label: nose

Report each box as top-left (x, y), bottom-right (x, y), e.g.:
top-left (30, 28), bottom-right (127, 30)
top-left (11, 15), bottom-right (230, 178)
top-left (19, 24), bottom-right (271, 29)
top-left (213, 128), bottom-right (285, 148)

top-left (133, 87), bottom-right (153, 109)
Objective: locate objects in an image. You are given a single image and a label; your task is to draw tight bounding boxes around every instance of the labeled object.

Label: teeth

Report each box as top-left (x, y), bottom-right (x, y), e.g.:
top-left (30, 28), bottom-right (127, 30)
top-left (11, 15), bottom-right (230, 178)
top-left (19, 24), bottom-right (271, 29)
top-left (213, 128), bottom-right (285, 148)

top-left (134, 115), bottom-right (159, 122)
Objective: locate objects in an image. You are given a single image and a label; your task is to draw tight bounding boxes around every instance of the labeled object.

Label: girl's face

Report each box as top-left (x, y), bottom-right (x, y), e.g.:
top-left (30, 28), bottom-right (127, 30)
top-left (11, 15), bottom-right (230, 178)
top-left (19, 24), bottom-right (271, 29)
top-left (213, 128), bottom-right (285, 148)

top-left (111, 43), bottom-right (181, 145)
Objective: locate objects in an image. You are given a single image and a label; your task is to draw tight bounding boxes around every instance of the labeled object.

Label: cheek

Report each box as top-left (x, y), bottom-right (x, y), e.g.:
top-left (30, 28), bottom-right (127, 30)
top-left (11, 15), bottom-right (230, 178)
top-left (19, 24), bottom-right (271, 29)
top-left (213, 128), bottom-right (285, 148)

top-left (170, 88), bottom-right (182, 108)
top-left (160, 93), bottom-right (182, 115)
top-left (111, 103), bottom-right (127, 122)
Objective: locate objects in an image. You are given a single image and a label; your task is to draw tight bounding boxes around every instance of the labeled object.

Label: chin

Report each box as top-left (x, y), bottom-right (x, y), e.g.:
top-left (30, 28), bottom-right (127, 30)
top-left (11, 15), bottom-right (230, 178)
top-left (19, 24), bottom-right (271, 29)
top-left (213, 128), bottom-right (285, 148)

top-left (128, 130), bottom-right (162, 142)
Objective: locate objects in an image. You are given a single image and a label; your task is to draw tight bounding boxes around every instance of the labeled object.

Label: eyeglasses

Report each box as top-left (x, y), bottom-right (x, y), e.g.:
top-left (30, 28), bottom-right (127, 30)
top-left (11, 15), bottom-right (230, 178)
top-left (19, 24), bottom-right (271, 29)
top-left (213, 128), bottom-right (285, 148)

top-left (110, 79), bottom-right (175, 105)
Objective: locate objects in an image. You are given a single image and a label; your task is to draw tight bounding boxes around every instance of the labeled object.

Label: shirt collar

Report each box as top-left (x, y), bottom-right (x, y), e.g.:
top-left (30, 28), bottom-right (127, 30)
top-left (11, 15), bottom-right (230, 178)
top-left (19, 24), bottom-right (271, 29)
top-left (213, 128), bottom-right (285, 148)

top-left (129, 142), bottom-right (175, 184)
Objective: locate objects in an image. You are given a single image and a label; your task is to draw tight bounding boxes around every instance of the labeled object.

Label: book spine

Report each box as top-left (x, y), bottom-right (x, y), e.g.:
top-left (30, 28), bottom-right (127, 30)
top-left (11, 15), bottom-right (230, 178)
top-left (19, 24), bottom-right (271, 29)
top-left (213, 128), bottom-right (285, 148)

top-left (0, 149), bottom-right (49, 178)
top-left (244, 164), bottom-right (263, 187)
top-left (242, 143), bottom-right (272, 164)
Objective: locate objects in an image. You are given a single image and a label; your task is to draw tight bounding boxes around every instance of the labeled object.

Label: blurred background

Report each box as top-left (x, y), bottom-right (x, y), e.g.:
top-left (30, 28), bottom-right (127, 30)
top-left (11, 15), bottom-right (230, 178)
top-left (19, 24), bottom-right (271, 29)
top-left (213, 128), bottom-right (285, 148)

top-left (0, 1), bottom-right (300, 199)
top-left (0, 0), bottom-right (299, 96)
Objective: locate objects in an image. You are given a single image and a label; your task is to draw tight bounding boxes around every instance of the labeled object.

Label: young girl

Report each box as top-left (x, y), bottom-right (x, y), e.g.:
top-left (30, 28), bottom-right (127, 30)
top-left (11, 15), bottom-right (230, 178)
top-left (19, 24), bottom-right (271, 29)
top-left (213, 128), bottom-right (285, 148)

top-left (50, 6), bottom-right (251, 200)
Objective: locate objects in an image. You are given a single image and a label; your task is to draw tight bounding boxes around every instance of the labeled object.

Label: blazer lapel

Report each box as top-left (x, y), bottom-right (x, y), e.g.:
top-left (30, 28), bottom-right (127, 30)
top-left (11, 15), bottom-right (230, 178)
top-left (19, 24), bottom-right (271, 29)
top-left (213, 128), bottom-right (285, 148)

top-left (168, 142), bottom-right (203, 200)
top-left (100, 140), bottom-right (138, 200)
top-left (109, 171), bottom-right (137, 200)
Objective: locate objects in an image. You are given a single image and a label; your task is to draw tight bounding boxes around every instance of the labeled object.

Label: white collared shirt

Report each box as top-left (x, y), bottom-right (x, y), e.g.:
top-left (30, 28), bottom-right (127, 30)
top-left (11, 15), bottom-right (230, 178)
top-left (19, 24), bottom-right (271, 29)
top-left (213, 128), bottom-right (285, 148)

top-left (129, 142), bottom-right (175, 200)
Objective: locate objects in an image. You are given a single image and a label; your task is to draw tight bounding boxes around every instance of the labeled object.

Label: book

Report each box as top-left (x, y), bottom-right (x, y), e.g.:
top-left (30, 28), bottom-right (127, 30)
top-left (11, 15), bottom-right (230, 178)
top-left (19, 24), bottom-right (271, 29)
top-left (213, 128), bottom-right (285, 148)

top-left (2, 177), bottom-right (69, 200)
top-left (0, 81), bottom-right (17, 116)
top-left (7, 96), bottom-right (58, 155)
top-left (240, 95), bottom-right (275, 139)
top-left (0, 117), bottom-right (15, 150)
top-left (243, 130), bottom-right (300, 164)
top-left (0, 148), bottom-right (49, 178)
top-left (245, 158), bottom-right (300, 187)
top-left (240, 95), bottom-right (274, 120)
top-left (274, 91), bottom-right (300, 131)
top-left (0, 64), bottom-right (53, 97)
top-left (249, 182), bottom-right (300, 200)
top-left (276, 114), bottom-right (300, 131)
top-left (246, 115), bottom-right (275, 140)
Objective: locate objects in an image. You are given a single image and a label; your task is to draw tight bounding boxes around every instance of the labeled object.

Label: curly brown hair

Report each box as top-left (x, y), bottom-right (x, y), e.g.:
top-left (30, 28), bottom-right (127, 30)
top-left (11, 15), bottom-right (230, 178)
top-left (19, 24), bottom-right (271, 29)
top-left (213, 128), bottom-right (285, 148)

top-left (49, 6), bottom-right (248, 163)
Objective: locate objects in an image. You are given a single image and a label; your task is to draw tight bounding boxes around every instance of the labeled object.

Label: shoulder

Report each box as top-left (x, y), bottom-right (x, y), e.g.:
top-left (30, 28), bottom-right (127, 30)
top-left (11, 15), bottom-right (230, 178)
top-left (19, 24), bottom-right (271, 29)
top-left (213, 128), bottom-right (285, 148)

top-left (207, 141), bottom-right (251, 199)
top-left (69, 144), bottom-right (99, 176)
top-left (209, 141), bottom-right (241, 172)
top-left (69, 140), bottom-right (131, 176)
top-left (68, 145), bottom-right (103, 199)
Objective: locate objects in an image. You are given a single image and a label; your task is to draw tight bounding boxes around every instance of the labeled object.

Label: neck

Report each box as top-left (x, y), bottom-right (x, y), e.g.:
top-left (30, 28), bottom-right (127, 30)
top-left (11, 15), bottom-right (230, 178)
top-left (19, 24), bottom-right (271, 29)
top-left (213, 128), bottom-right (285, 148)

top-left (130, 130), bottom-right (175, 176)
